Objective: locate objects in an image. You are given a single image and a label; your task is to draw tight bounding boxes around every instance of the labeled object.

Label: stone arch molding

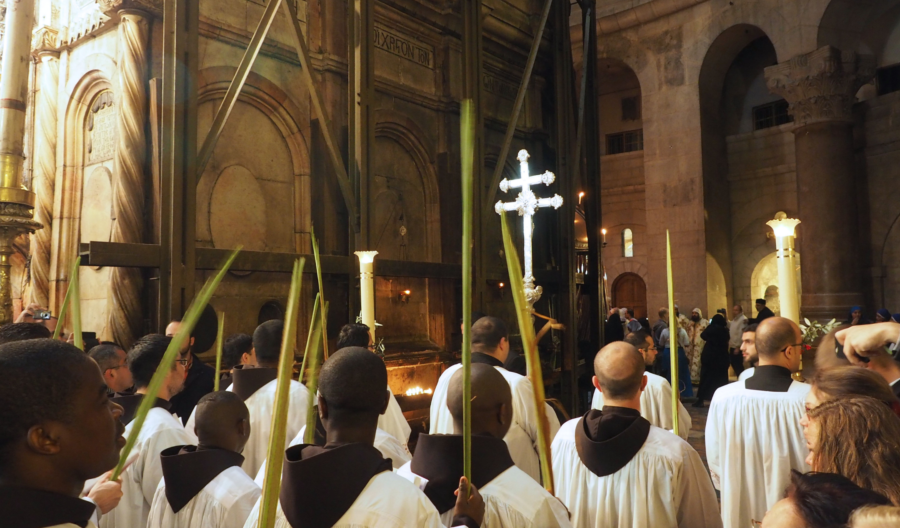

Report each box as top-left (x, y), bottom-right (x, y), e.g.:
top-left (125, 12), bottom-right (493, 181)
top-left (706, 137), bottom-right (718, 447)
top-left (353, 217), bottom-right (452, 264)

top-left (373, 115), bottom-right (442, 263)
top-left (195, 67), bottom-right (311, 253)
top-left (53, 69), bottom-right (115, 313)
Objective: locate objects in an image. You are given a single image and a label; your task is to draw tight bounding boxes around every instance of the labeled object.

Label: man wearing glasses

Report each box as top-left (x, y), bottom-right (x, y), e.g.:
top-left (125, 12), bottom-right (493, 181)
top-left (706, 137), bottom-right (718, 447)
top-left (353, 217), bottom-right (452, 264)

top-left (705, 317), bottom-right (811, 528)
top-left (165, 305), bottom-right (217, 425)
top-left (89, 343), bottom-right (134, 396)
top-left (591, 330), bottom-right (692, 440)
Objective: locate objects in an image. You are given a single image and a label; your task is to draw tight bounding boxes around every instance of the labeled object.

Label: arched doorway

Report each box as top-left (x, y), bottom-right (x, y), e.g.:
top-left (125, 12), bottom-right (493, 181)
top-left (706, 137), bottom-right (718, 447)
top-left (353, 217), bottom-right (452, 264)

top-left (612, 273), bottom-right (647, 319)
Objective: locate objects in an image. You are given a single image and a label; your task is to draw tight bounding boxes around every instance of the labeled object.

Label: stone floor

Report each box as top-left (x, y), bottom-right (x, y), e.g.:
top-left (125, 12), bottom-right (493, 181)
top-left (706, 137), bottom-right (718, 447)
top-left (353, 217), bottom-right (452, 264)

top-left (686, 401), bottom-right (710, 469)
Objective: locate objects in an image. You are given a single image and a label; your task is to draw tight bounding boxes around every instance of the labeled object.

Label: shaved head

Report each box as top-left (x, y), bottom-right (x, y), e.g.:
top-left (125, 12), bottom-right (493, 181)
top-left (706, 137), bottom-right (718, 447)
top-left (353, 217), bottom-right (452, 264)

top-left (756, 317), bottom-right (801, 359)
top-left (319, 347), bottom-right (388, 414)
top-left (594, 342), bottom-right (646, 400)
top-left (194, 391), bottom-right (250, 452)
top-left (448, 364), bottom-right (512, 437)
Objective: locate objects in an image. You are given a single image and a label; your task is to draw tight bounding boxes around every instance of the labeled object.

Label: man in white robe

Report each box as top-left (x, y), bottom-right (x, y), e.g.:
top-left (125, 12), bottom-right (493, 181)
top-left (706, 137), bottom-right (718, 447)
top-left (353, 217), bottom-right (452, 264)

top-left (737, 323), bottom-right (758, 382)
top-left (430, 317), bottom-right (560, 482)
top-left (400, 364), bottom-right (570, 528)
top-left (184, 320), bottom-right (310, 478)
top-left (101, 335), bottom-right (194, 528)
top-left (553, 341), bottom-right (721, 528)
top-left (592, 330), bottom-right (691, 440)
top-left (706, 317), bottom-right (810, 528)
top-left (252, 422), bottom-right (411, 486)
top-left (0, 339), bottom-right (127, 528)
top-left (148, 391), bottom-right (259, 528)
top-left (241, 347), bottom-right (484, 528)
top-left (335, 322), bottom-right (412, 446)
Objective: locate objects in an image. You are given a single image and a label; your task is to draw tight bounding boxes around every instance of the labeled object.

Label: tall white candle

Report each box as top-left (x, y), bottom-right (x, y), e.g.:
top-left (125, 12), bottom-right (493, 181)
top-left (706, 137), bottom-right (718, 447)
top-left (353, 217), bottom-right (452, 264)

top-left (355, 251), bottom-right (379, 342)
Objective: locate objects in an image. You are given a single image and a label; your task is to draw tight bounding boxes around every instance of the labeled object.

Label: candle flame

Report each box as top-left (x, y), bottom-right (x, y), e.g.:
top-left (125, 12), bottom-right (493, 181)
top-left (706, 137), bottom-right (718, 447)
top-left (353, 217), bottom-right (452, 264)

top-left (405, 386), bottom-right (433, 396)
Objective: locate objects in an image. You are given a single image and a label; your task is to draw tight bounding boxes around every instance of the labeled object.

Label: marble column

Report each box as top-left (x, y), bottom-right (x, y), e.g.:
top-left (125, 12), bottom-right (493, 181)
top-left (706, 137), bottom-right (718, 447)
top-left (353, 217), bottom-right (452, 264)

top-left (29, 28), bottom-right (60, 309)
top-left (99, 0), bottom-right (158, 346)
top-left (766, 46), bottom-right (875, 322)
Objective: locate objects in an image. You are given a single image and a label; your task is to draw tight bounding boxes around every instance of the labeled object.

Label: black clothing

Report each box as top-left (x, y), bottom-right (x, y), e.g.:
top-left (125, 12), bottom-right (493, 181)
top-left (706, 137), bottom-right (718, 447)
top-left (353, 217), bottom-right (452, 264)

top-left (605, 314), bottom-right (625, 345)
top-left (471, 352), bottom-right (505, 368)
top-left (169, 353), bottom-right (215, 425)
top-left (503, 350), bottom-right (527, 376)
top-left (745, 365), bottom-right (795, 392)
top-left (111, 394), bottom-right (171, 426)
top-left (729, 347), bottom-right (745, 378)
top-left (696, 316), bottom-right (730, 402)
top-left (652, 319), bottom-right (667, 349)
top-left (0, 485), bottom-right (96, 528)
top-left (754, 306), bottom-right (775, 324)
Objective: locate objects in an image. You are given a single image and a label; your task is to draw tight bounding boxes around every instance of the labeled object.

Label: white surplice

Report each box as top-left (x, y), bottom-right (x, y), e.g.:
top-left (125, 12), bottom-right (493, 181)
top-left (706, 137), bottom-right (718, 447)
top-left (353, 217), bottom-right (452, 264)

top-left (99, 407), bottom-right (193, 528)
top-left (242, 471), bottom-right (444, 528)
top-left (552, 419), bottom-right (722, 528)
top-left (147, 466), bottom-right (260, 528)
top-left (397, 462), bottom-right (572, 528)
top-left (591, 372), bottom-right (692, 441)
top-left (380, 389), bottom-right (412, 448)
top-left (429, 363), bottom-right (561, 482)
top-left (706, 379), bottom-right (811, 528)
top-left (737, 367), bottom-right (755, 382)
top-left (253, 426), bottom-right (412, 486)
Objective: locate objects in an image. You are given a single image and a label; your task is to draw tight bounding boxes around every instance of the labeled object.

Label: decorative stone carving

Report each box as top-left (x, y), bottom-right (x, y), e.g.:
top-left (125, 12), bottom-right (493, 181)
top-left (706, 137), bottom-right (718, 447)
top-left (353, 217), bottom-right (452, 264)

top-left (28, 50), bottom-right (60, 308)
top-left (765, 46), bottom-right (875, 128)
top-left (106, 10), bottom-right (149, 347)
top-left (97, 0), bottom-right (162, 17)
top-left (32, 26), bottom-right (58, 53)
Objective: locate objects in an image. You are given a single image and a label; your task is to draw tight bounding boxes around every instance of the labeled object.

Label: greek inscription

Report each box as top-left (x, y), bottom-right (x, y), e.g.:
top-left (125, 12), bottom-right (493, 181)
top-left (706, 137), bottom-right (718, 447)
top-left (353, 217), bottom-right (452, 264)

top-left (374, 26), bottom-right (434, 69)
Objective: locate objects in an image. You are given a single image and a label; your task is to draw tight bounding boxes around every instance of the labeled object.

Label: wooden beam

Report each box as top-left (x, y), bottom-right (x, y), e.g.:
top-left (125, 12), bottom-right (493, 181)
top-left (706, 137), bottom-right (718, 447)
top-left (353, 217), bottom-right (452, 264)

top-left (80, 242), bottom-right (161, 268)
top-left (195, 0), bottom-right (283, 177)
top-left (348, 0), bottom-right (375, 248)
top-left (281, 0), bottom-right (359, 230)
top-left (484, 0), bottom-right (553, 211)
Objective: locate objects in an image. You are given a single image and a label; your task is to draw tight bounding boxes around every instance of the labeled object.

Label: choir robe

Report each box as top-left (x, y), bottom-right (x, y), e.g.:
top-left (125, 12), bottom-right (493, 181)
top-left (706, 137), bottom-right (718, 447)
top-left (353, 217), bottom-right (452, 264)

top-left (0, 485), bottom-right (99, 528)
top-left (552, 407), bottom-right (722, 528)
top-left (253, 425), bottom-right (412, 486)
top-left (591, 372), bottom-right (692, 441)
top-left (737, 367), bottom-right (755, 382)
top-left (379, 388), bottom-right (412, 449)
top-left (100, 404), bottom-right (193, 528)
top-left (706, 366), bottom-right (811, 528)
top-left (242, 443), bottom-right (446, 528)
top-left (147, 446), bottom-right (260, 528)
top-left (397, 434), bottom-right (572, 528)
top-left (429, 353), bottom-right (561, 482)
top-left (184, 367), bottom-right (310, 479)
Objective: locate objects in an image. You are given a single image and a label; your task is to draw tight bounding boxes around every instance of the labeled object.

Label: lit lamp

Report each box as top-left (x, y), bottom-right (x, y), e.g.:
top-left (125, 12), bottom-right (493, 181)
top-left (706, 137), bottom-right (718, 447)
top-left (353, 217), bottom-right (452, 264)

top-left (766, 212), bottom-right (801, 323)
top-left (355, 251), bottom-right (379, 342)
top-left (601, 228), bottom-right (608, 248)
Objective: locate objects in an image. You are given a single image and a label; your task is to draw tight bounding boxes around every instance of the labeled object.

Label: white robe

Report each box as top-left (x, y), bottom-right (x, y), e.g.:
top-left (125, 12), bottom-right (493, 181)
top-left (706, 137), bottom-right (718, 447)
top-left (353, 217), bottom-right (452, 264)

top-left (99, 407), bottom-right (193, 528)
top-left (379, 389), bottom-right (412, 448)
top-left (429, 363), bottom-right (561, 482)
top-left (737, 367), bottom-right (755, 382)
top-left (552, 418), bottom-right (722, 528)
top-left (242, 471), bottom-right (444, 528)
top-left (253, 426), bottom-right (412, 486)
top-left (591, 372), bottom-right (692, 441)
top-left (397, 462), bottom-right (572, 528)
top-left (147, 466), bottom-right (260, 528)
top-left (705, 379), bottom-right (811, 528)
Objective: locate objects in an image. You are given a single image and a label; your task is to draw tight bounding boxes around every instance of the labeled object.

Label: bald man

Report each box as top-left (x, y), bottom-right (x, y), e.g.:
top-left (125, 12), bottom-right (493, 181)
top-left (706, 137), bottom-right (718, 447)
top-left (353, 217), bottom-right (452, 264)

top-left (706, 317), bottom-right (811, 528)
top-left (148, 391), bottom-right (259, 528)
top-left (552, 342), bottom-right (721, 528)
top-left (399, 364), bottom-right (571, 527)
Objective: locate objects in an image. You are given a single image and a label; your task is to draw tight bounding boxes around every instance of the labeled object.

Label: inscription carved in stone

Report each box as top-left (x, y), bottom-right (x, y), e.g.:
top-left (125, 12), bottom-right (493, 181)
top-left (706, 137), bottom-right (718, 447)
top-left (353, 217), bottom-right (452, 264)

top-left (87, 92), bottom-right (117, 163)
top-left (374, 26), bottom-right (434, 69)
top-left (483, 72), bottom-right (517, 100)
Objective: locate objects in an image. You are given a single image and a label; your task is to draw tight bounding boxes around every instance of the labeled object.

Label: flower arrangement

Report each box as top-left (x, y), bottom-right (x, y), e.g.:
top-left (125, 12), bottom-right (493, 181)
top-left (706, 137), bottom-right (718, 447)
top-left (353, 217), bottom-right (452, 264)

top-left (799, 318), bottom-right (840, 346)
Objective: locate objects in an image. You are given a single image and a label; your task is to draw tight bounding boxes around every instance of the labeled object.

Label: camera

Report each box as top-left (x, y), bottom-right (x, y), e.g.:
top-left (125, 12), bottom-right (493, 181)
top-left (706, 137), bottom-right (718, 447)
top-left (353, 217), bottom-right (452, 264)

top-left (34, 309), bottom-right (52, 320)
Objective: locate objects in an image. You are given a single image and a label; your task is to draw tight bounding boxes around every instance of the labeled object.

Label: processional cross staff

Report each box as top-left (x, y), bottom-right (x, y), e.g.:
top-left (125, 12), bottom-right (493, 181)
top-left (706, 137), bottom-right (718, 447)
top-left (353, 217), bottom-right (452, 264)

top-left (495, 149), bottom-right (563, 310)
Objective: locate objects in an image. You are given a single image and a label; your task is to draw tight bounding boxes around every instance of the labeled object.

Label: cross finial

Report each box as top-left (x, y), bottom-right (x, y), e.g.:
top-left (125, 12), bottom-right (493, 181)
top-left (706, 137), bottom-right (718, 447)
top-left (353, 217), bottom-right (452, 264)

top-left (517, 149), bottom-right (530, 163)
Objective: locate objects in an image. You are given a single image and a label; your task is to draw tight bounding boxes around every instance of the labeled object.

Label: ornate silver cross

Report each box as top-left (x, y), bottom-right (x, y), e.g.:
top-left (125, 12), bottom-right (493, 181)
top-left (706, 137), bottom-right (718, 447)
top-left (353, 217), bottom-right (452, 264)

top-left (495, 149), bottom-right (563, 309)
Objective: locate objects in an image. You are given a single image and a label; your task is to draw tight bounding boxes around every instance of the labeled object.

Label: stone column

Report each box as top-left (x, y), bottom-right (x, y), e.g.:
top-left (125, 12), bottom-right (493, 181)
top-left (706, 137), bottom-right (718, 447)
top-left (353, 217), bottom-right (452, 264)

top-left (29, 27), bottom-right (60, 309)
top-left (99, 0), bottom-right (158, 346)
top-left (766, 46), bottom-right (875, 322)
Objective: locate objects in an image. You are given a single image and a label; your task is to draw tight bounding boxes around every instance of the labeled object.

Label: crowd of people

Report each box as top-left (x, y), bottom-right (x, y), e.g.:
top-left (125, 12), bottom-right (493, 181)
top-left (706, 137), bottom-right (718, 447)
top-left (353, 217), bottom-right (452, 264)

top-left (2, 303), bottom-right (900, 528)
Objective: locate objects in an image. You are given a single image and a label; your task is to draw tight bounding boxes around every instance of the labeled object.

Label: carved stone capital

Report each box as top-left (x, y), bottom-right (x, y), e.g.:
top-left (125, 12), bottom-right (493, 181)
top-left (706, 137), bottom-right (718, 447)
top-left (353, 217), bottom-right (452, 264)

top-left (32, 26), bottom-right (60, 57)
top-left (97, 0), bottom-right (161, 18)
top-left (765, 46), bottom-right (875, 127)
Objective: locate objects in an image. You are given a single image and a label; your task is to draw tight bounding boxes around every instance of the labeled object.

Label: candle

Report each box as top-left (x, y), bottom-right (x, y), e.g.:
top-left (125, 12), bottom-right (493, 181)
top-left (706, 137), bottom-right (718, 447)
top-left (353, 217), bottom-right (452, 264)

top-left (355, 251), bottom-right (379, 342)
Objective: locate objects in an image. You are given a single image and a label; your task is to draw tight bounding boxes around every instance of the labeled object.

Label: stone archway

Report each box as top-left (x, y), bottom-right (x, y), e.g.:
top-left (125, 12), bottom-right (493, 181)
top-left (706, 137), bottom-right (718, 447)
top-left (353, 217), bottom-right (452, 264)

top-left (750, 251), bottom-right (802, 319)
